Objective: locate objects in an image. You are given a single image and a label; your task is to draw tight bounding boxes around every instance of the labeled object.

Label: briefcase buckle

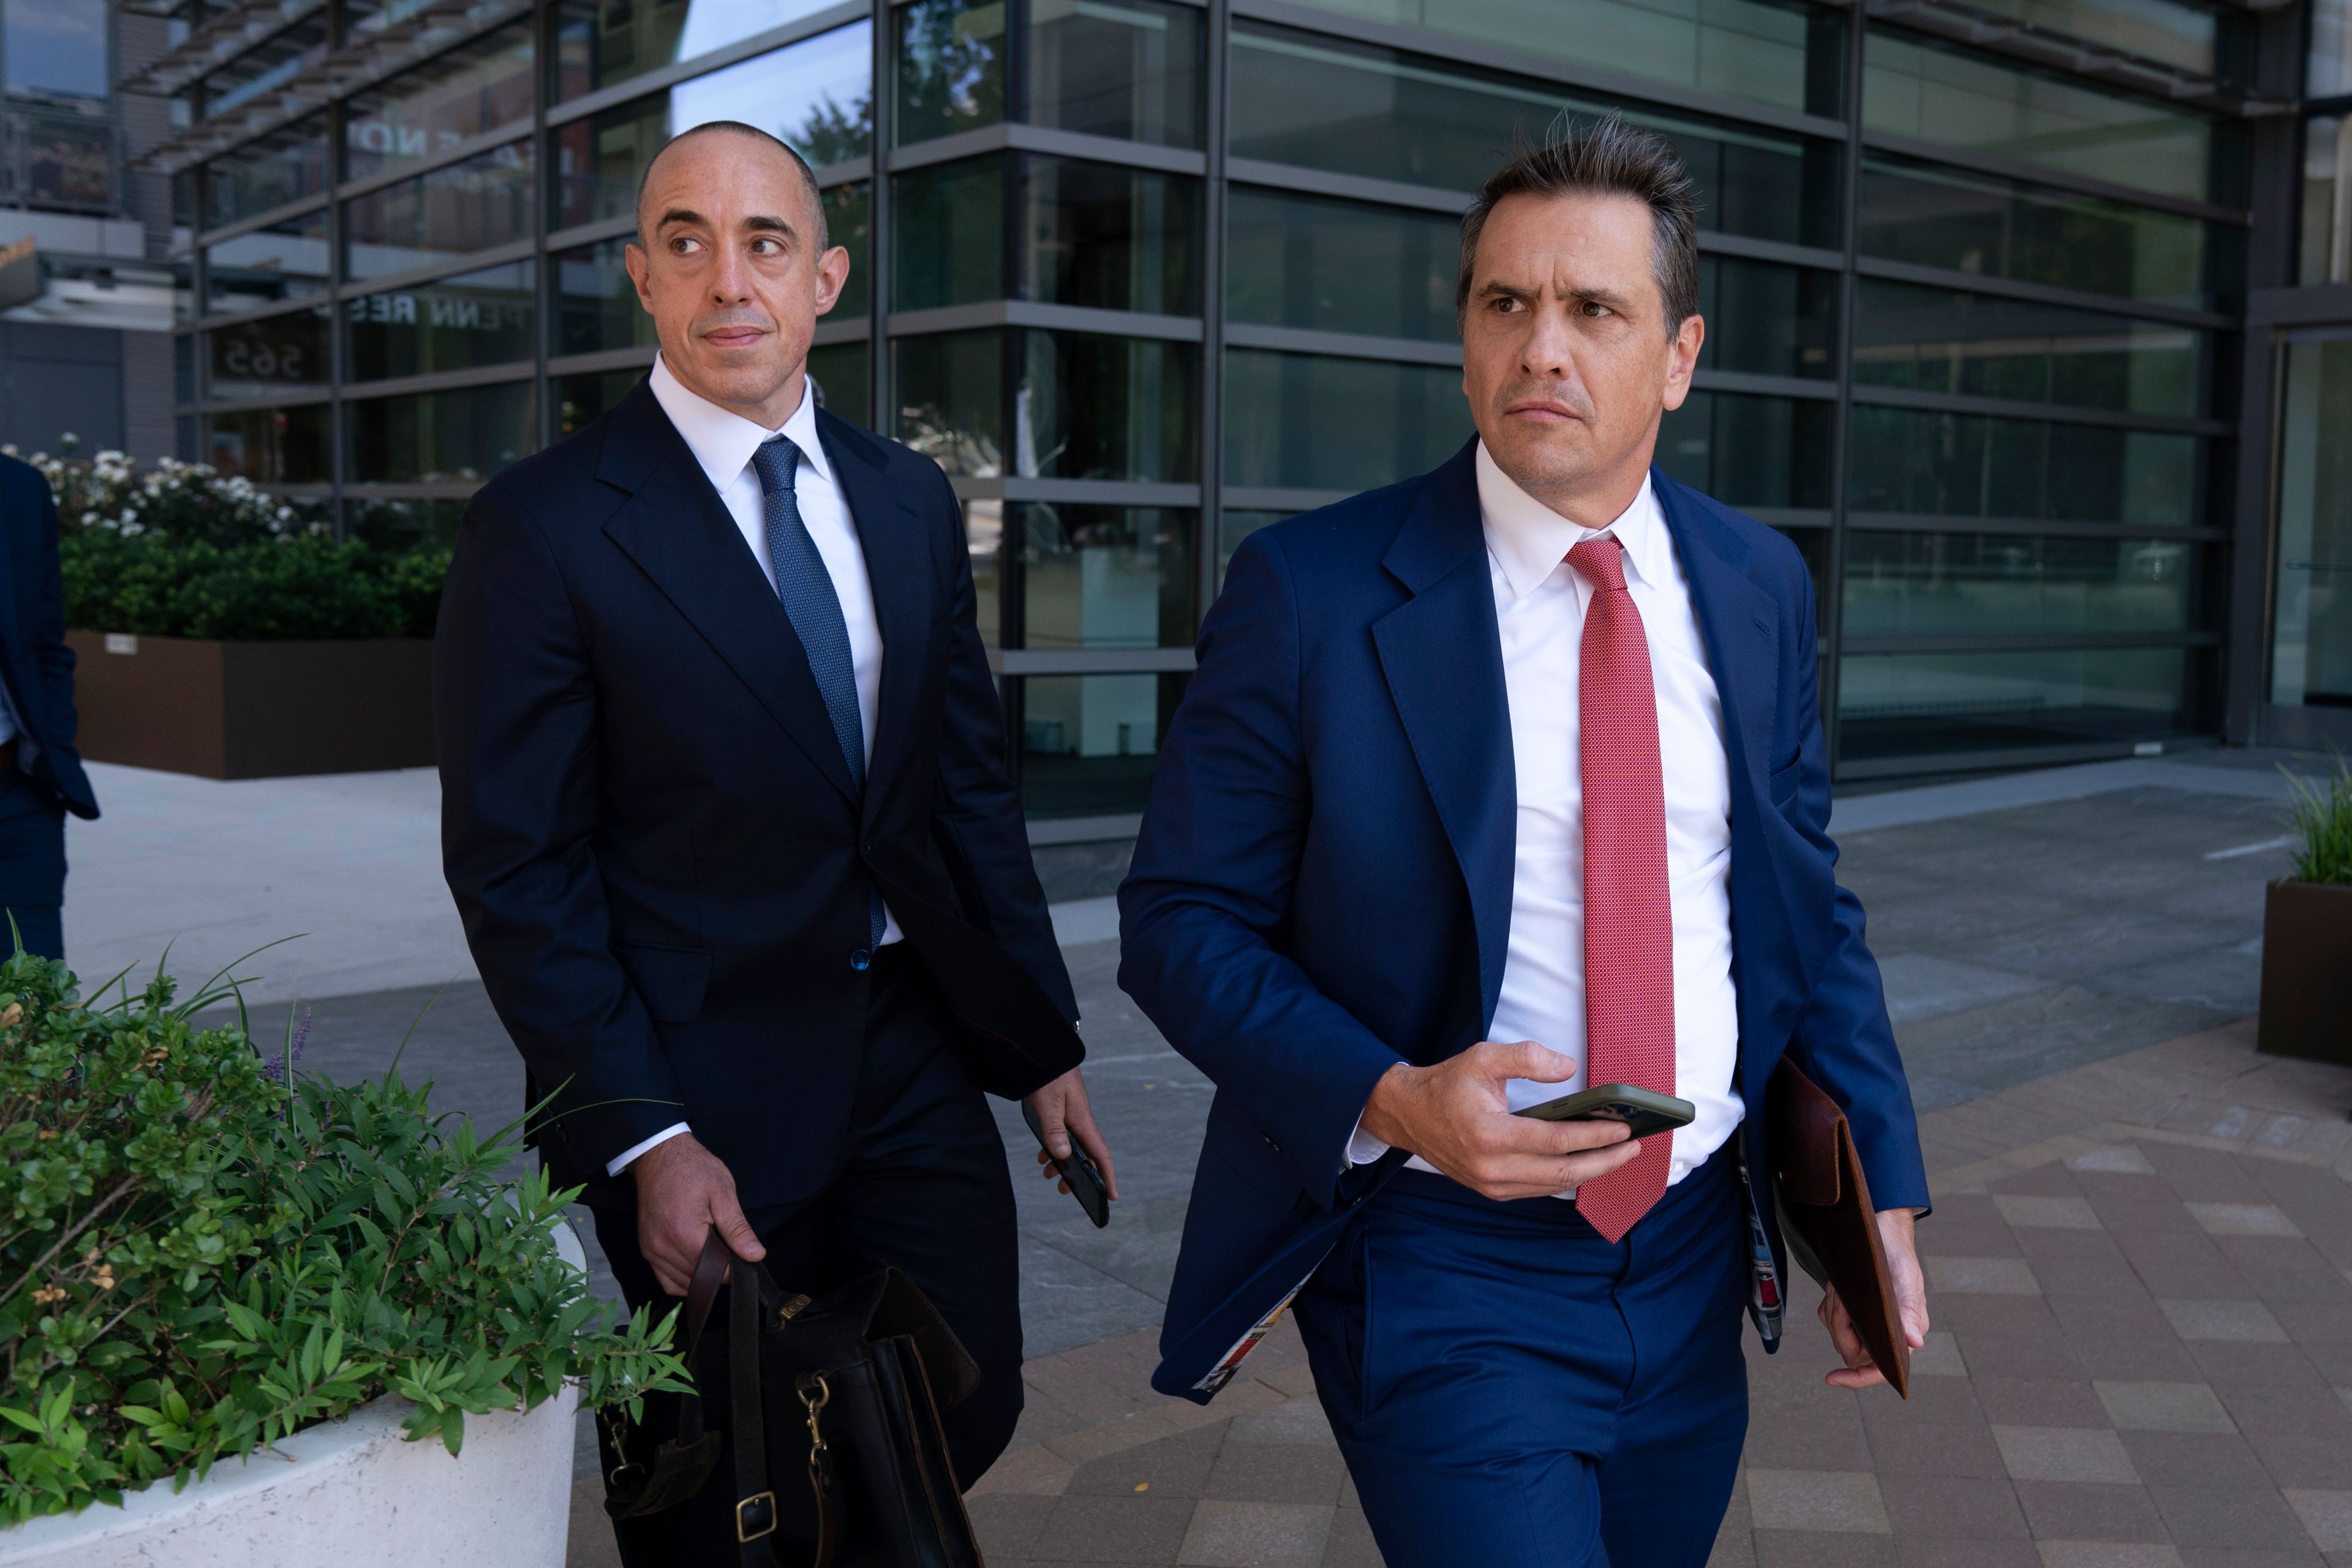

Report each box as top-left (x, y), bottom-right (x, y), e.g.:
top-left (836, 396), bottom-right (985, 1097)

top-left (736, 1489), bottom-right (778, 1543)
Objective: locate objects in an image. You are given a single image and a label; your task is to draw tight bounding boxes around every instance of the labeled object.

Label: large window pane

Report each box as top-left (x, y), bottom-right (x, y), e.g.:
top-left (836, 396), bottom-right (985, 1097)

top-left (897, 0), bottom-right (1005, 147)
top-left (349, 382), bottom-right (538, 482)
top-left (4, 104), bottom-right (115, 214)
top-left (2318, 0), bottom-right (2352, 97)
top-left (1017, 504), bottom-right (1195, 649)
top-left (208, 403), bottom-right (329, 484)
top-left (1843, 531), bottom-right (2193, 638)
top-left (1027, 0), bottom-right (1203, 148)
top-left (204, 116), bottom-right (328, 229)
top-left (554, 0), bottom-right (848, 103)
top-left (1272, 0), bottom-right (1841, 116)
top-left (348, 261), bottom-right (536, 382)
top-left (1018, 672), bottom-right (1186, 818)
top-left (1225, 349), bottom-right (1470, 489)
top-left (1022, 156), bottom-right (1199, 314)
top-left (2271, 330), bottom-right (2352, 709)
top-left (205, 208), bottom-right (331, 315)
top-left (1226, 186), bottom-right (1457, 342)
top-left (5, 0), bottom-right (107, 98)
top-left (1231, 23), bottom-right (1841, 249)
top-left (346, 141), bottom-right (533, 281)
top-left (552, 236), bottom-right (656, 356)
top-left (2303, 117), bottom-right (2350, 289)
top-left (1697, 257), bottom-right (1836, 380)
top-left (554, 368), bottom-right (644, 438)
top-left (1852, 278), bottom-right (2206, 417)
top-left (807, 341), bottom-right (869, 425)
top-left (967, 499), bottom-right (1003, 644)
top-left (1848, 404), bottom-right (2201, 527)
top-left (894, 328), bottom-right (1002, 475)
top-left (552, 24), bottom-right (872, 230)
top-left (824, 183), bottom-right (872, 317)
top-left (894, 156), bottom-right (1005, 310)
top-left (1838, 646), bottom-right (2190, 763)
top-left (1969, 0), bottom-right (2221, 76)
top-left (208, 309), bottom-right (331, 398)
top-left (1020, 331), bottom-right (1196, 481)
top-left (1656, 391), bottom-right (1834, 512)
top-left (1858, 155), bottom-right (2234, 309)
top-left (345, 24), bottom-right (533, 183)
top-left (203, 18), bottom-right (326, 122)
top-left (1863, 29), bottom-right (2226, 206)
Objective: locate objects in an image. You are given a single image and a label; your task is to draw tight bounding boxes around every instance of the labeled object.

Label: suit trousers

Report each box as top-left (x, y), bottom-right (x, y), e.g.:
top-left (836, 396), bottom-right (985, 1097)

top-left (1293, 1144), bottom-right (1749, 1568)
top-left (589, 946), bottom-right (1023, 1566)
top-left (0, 766), bottom-right (66, 962)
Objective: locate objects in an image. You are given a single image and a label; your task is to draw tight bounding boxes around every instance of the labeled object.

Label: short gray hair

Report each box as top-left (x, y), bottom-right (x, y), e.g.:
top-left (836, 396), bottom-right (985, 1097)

top-left (634, 121), bottom-right (828, 250)
top-left (1457, 117), bottom-right (1699, 336)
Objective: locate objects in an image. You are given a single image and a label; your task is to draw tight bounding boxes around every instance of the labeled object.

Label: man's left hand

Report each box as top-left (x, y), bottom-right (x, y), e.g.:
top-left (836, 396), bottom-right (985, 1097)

top-left (1025, 1068), bottom-right (1118, 1202)
top-left (1822, 1207), bottom-right (1929, 1390)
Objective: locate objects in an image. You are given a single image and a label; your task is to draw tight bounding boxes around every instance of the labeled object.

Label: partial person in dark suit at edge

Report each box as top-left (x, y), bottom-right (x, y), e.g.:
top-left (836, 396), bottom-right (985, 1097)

top-left (1119, 123), bottom-right (1932, 1567)
top-left (433, 121), bottom-right (1114, 1564)
top-left (0, 454), bottom-right (100, 962)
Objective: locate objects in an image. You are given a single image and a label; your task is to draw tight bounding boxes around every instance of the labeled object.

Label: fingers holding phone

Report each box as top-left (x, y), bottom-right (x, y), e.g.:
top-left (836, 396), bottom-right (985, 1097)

top-left (1024, 1067), bottom-right (1115, 1227)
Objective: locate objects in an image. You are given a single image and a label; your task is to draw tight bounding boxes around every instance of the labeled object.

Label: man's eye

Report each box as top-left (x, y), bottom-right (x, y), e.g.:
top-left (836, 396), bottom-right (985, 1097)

top-left (751, 238), bottom-right (781, 255)
top-left (671, 237), bottom-right (702, 255)
top-left (1582, 301), bottom-right (1610, 317)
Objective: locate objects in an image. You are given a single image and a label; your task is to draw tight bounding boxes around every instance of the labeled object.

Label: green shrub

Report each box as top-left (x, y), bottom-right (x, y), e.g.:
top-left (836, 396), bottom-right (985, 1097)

top-left (60, 532), bottom-right (451, 641)
top-left (10, 443), bottom-right (301, 549)
top-left (1, 952), bottom-right (688, 1526)
top-left (2284, 758), bottom-right (2352, 886)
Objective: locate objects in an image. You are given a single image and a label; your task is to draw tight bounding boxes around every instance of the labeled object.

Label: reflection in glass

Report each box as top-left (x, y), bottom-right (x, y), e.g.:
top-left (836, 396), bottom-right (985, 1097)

top-left (1851, 279), bottom-right (2204, 417)
top-left (897, 0), bottom-right (1005, 147)
top-left (1863, 32), bottom-right (2223, 205)
top-left (207, 403), bottom-right (329, 484)
top-left (894, 330), bottom-right (1002, 475)
top-left (2317, 0), bottom-right (2352, 96)
top-left (1858, 156), bottom-right (2231, 309)
top-left (1843, 532), bottom-right (2192, 638)
top-left (552, 236), bottom-right (657, 356)
top-left (551, 24), bottom-right (872, 229)
top-left (1017, 505), bottom-right (1195, 649)
top-left (1226, 186), bottom-right (1457, 342)
top-left (204, 116), bottom-right (328, 229)
top-left (554, 368), bottom-right (645, 437)
top-left (349, 262), bottom-right (536, 382)
top-left (553, 0), bottom-right (847, 102)
top-left (205, 208), bottom-right (332, 315)
top-left (5, 0), bottom-right (109, 97)
top-left (1225, 349), bottom-right (1468, 491)
top-left (1019, 673), bottom-right (1187, 817)
top-left (2271, 331), bottom-right (2352, 709)
top-left (202, 18), bottom-right (327, 123)
top-left (894, 156), bottom-right (1005, 311)
top-left (807, 341), bottom-right (869, 426)
top-left (345, 141), bottom-right (533, 281)
top-left (1269, 0), bottom-right (1840, 115)
top-left (345, 25), bottom-right (534, 183)
top-left (1838, 646), bottom-right (2188, 762)
top-left (1019, 332), bottom-right (1197, 481)
top-left (1022, 157), bottom-right (1199, 314)
top-left (5, 104), bottom-right (115, 214)
top-left (1656, 393), bottom-right (1833, 513)
top-left (348, 382), bottom-right (538, 481)
top-left (345, 498), bottom-right (470, 552)
top-left (2302, 118), bottom-right (2350, 288)
top-left (1848, 405), bottom-right (2199, 528)
top-left (208, 309), bottom-right (331, 398)
top-left (966, 499), bottom-right (1003, 645)
top-left (1968, 0), bottom-right (2222, 75)
top-left (1027, 0), bottom-right (1202, 147)
top-left (1229, 22), bottom-right (1841, 248)
top-left (1697, 258), bottom-right (1836, 381)
top-left (824, 183), bottom-right (872, 317)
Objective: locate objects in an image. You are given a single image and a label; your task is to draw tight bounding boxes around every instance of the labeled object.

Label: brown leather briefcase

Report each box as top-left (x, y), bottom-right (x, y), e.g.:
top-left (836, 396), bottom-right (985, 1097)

top-left (1766, 1058), bottom-right (1912, 1398)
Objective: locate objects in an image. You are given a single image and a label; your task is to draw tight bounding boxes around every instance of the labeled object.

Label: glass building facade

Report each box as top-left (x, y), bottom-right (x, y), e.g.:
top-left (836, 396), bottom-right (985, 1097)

top-left (137, 0), bottom-right (2343, 834)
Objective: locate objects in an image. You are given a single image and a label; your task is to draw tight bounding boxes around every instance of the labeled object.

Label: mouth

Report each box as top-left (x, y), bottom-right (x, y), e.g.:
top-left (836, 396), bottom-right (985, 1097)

top-left (701, 325), bottom-right (769, 349)
top-left (1503, 400), bottom-right (1583, 423)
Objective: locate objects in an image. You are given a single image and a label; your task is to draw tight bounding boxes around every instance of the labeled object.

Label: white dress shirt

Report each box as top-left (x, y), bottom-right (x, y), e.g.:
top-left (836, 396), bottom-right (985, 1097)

top-left (1348, 443), bottom-right (1743, 1194)
top-left (609, 356), bottom-right (902, 1177)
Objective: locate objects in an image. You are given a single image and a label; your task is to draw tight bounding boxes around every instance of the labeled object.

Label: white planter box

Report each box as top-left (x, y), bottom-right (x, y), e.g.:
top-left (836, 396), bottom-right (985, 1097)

top-left (0, 1225), bottom-right (587, 1568)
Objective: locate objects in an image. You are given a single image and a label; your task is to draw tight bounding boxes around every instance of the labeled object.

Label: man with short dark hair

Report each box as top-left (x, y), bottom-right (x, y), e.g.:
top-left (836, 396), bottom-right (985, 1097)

top-left (436, 120), bottom-right (1114, 1565)
top-left (1119, 121), bottom-right (1931, 1564)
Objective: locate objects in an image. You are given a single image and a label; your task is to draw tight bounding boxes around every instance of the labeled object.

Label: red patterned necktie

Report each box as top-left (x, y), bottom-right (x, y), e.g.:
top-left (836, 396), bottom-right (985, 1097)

top-left (1564, 535), bottom-right (1675, 1244)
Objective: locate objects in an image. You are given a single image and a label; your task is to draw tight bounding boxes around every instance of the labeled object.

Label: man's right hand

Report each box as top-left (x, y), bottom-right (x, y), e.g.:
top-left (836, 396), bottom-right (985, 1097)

top-left (1358, 1040), bottom-right (1642, 1202)
top-left (630, 1133), bottom-right (765, 1295)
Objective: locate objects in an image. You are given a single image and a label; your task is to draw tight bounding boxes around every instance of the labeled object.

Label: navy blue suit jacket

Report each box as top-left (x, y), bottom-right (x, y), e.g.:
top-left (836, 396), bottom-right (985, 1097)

top-left (1119, 440), bottom-right (1927, 1401)
top-left (435, 379), bottom-right (1076, 1209)
top-left (0, 455), bottom-right (98, 820)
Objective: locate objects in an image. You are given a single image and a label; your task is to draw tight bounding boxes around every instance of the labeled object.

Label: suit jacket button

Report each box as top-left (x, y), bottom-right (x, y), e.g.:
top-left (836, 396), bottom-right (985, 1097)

top-left (851, 948), bottom-right (872, 972)
top-left (1261, 1131), bottom-right (1282, 1155)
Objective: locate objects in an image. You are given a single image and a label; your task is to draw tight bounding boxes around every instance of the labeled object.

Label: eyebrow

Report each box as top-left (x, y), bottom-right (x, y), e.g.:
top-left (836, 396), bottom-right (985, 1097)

top-left (1476, 278), bottom-right (1637, 313)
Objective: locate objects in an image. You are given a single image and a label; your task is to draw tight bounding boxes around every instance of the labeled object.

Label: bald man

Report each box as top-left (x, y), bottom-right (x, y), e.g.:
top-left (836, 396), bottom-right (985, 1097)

top-left (434, 122), bottom-right (1113, 1565)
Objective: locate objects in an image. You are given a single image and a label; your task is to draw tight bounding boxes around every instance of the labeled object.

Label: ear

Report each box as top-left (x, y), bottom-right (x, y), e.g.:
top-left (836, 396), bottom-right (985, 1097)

top-left (812, 243), bottom-right (852, 317)
top-left (1659, 312), bottom-right (1704, 413)
top-left (623, 242), bottom-right (655, 314)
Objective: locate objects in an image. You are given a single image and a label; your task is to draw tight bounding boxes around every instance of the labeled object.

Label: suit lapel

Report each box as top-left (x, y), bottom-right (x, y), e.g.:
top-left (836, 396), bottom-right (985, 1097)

top-left (596, 380), bottom-right (860, 805)
top-left (1370, 443), bottom-right (1517, 1030)
top-left (821, 410), bottom-right (933, 829)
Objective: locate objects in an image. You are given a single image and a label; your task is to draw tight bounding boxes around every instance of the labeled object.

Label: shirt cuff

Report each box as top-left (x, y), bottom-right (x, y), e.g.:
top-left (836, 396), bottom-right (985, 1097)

top-left (606, 1121), bottom-right (691, 1177)
top-left (1344, 1114), bottom-right (1390, 1167)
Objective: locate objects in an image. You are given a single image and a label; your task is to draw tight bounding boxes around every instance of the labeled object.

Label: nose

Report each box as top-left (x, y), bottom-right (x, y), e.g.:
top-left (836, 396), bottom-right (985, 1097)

top-left (1520, 303), bottom-right (1573, 380)
top-left (709, 239), bottom-right (752, 303)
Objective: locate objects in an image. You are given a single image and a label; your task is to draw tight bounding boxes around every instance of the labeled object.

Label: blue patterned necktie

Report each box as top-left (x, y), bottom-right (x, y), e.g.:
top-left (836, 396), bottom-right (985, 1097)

top-left (750, 434), bottom-right (886, 950)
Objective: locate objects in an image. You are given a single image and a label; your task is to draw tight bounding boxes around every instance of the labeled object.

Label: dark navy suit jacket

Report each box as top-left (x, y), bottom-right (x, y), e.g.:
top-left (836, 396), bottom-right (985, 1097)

top-left (435, 378), bottom-right (1076, 1210)
top-left (1119, 440), bottom-right (1928, 1401)
top-left (0, 455), bottom-right (98, 821)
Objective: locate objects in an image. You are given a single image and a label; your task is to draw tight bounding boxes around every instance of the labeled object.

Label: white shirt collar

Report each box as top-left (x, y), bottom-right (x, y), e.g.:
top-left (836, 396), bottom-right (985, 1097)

top-left (649, 352), bottom-right (834, 497)
top-left (1474, 439), bottom-right (1667, 602)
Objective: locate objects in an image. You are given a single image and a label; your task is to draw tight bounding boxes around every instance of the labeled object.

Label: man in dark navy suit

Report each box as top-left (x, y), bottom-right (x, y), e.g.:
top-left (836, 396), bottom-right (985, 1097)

top-left (0, 453), bottom-right (100, 961)
top-left (435, 122), bottom-right (1113, 1563)
top-left (1120, 123), bottom-right (1931, 1566)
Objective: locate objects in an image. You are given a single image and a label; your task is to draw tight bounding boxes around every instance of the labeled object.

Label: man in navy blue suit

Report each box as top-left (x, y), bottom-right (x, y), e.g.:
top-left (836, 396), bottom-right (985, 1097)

top-left (0, 454), bottom-right (100, 962)
top-left (1120, 121), bottom-right (1931, 1565)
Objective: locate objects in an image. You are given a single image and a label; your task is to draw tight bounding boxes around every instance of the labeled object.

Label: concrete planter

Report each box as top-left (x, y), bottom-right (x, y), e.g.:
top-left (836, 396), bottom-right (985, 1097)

top-left (0, 1226), bottom-right (586, 1568)
top-left (2257, 879), bottom-right (2352, 1065)
top-left (66, 630), bottom-right (432, 779)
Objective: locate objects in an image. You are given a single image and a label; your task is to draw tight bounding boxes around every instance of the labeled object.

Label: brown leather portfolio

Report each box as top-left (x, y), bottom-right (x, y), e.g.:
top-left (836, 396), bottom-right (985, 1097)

top-left (1766, 1059), bottom-right (1912, 1398)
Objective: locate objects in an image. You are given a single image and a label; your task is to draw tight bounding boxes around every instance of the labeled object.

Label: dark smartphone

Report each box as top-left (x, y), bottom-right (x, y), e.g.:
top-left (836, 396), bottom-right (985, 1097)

top-left (1022, 1102), bottom-right (1110, 1228)
top-left (1513, 1083), bottom-right (1697, 1139)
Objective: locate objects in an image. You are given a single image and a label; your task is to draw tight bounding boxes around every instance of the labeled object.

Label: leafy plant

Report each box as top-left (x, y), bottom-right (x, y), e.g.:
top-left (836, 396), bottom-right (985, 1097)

top-left (6, 439), bottom-right (304, 549)
top-left (1, 950), bottom-right (688, 1527)
top-left (2283, 756), bottom-right (2352, 886)
top-left (59, 530), bottom-right (450, 641)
